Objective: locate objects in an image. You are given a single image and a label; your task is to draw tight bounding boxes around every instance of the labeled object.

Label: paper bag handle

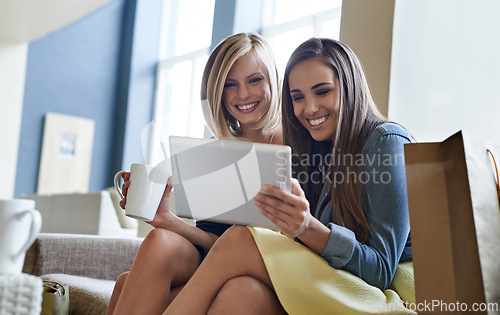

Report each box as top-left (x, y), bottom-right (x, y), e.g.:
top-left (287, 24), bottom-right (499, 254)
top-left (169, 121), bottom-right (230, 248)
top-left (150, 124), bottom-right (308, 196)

top-left (486, 149), bottom-right (500, 202)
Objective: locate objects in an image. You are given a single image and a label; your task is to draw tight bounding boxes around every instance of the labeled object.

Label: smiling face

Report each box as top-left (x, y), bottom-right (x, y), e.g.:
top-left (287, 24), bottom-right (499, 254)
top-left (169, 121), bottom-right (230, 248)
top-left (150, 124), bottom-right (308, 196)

top-left (222, 50), bottom-right (272, 130)
top-left (289, 57), bottom-right (341, 142)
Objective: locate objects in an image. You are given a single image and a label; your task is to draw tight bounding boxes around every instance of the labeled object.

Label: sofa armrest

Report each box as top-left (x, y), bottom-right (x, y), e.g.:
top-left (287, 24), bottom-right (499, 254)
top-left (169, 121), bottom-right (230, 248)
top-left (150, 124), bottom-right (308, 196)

top-left (23, 233), bottom-right (143, 281)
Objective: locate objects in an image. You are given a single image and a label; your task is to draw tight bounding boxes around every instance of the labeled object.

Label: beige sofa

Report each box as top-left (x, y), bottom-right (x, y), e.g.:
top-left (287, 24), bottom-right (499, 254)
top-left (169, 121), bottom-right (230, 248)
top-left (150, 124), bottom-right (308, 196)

top-left (23, 233), bottom-right (143, 315)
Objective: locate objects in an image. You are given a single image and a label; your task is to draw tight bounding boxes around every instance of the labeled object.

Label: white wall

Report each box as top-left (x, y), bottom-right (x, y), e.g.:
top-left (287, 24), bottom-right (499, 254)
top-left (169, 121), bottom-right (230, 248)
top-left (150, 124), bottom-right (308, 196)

top-left (389, 0), bottom-right (500, 143)
top-left (0, 43), bottom-right (28, 199)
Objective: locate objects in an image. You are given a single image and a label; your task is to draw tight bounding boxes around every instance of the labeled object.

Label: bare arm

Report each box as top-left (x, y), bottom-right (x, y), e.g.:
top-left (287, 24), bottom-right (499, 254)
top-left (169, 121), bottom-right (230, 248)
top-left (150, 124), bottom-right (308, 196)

top-left (150, 210), bottom-right (219, 252)
top-left (120, 174), bottom-right (219, 251)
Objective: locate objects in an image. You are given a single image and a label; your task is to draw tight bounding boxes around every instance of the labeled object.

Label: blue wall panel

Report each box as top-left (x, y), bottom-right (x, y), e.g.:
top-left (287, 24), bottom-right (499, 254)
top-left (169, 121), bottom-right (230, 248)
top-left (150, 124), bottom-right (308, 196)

top-left (15, 0), bottom-right (127, 196)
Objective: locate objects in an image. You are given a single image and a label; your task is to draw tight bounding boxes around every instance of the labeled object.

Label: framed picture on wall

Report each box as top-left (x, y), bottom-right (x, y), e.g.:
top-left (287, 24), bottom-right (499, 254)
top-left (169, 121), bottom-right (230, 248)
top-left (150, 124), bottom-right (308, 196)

top-left (37, 112), bottom-right (95, 194)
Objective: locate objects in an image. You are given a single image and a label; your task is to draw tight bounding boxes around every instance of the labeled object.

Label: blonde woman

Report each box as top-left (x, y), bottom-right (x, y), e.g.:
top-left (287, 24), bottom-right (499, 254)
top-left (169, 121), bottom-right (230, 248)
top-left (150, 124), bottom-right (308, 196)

top-left (107, 32), bottom-right (282, 315)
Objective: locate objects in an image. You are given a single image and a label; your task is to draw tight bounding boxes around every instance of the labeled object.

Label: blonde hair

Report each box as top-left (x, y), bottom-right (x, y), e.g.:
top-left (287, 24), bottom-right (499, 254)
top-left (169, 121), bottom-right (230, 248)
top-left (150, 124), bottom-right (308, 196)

top-left (201, 32), bottom-right (281, 139)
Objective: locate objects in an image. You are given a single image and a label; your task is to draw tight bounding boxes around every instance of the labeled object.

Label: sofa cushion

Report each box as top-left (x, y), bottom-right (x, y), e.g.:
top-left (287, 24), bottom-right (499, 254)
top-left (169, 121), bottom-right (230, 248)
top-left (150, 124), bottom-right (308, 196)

top-left (43, 273), bottom-right (115, 315)
top-left (23, 233), bottom-right (142, 281)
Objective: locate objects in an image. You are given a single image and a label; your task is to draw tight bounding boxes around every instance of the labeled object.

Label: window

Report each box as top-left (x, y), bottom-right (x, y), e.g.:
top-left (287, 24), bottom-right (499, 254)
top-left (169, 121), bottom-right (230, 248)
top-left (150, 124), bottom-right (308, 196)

top-left (149, 0), bottom-right (342, 165)
top-left (149, 0), bottom-right (215, 164)
top-left (262, 0), bottom-right (342, 75)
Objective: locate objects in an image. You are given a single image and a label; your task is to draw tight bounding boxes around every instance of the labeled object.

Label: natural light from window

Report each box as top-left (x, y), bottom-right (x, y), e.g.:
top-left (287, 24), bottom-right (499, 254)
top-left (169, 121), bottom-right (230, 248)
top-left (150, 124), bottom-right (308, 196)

top-left (150, 0), bottom-right (342, 165)
top-left (262, 0), bottom-right (342, 75)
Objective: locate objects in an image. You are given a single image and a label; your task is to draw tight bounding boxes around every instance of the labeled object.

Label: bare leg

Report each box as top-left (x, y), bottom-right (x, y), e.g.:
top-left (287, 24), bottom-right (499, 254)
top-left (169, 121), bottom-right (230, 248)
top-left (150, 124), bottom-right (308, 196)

top-left (112, 228), bottom-right (202, 315)
top-left (164, 226), bottom-right (285, 314)
top-left (106, 272), bottom-right (128, 315)
top-left (208, 276), bottom-right (286, 315)
top-left (167, 285), bottom-right (184, 304)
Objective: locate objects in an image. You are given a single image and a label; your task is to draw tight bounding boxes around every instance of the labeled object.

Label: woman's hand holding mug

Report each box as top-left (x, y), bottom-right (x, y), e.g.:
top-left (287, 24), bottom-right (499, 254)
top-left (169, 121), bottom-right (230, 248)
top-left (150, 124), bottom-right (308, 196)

top-left (114, 163), bottom-right (169, 222)
top-left (114, 163), bottom-right (176, 227)
top-left (117, 171), bottom-right (131, 210)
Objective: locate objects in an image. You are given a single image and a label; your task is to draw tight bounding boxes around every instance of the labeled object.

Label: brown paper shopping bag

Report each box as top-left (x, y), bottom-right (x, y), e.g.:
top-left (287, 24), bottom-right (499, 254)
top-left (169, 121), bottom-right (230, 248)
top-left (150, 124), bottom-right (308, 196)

top-left (41, 280), bottom-right (69, 315)
top-left (404, 130), bottom-right (500, 314)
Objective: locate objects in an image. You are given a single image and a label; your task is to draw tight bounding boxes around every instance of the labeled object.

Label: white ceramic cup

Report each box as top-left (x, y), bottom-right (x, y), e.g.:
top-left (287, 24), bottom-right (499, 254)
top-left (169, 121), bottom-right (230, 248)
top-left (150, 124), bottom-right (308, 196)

top-left (114, 163), bottom-right (168, 221)
top-left (0, 199), bottom-right (42, 274)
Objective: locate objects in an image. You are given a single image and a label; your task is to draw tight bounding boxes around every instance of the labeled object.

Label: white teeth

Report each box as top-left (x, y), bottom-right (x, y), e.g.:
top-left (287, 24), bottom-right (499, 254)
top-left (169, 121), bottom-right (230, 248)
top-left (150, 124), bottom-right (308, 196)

top-left (237, 102), bottom-right (257, 110)
top-left (309, 116), bottom-right (327, 126)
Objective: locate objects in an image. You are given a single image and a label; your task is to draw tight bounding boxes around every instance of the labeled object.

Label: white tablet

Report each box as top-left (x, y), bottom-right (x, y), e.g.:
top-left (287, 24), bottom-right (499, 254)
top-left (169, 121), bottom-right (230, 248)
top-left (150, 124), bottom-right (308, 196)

top-left (169, 136), bottom-right (292, 230)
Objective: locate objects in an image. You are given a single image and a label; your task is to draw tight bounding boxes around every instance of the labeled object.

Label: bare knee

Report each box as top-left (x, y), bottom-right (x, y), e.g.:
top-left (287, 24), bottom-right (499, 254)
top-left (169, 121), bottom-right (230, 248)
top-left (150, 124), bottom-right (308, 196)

top-left (110, 271), bottom-right (129, 298)
top-left (134, 228), bottom-right (201, 283)
top-left (206, 226), bottom-right (260, 268)
top-left (211, 226), bottom-right (253, 251)
top-left (106, 272), bottom-right (129, 315)
top-left (142, 227), bottom-right (174, 248)
top-left (135, 229), bottom-right (177, 265)
top-left (115, 272), bottom-right (129, 291)
top-left (140, 228), bottom-right (196, 261)
top-left (223, 225), bottom-right (253, 239)
top-left (208, 276), bottom-right (285, 315)
top-left (221, 275), bottom-right (268, 296)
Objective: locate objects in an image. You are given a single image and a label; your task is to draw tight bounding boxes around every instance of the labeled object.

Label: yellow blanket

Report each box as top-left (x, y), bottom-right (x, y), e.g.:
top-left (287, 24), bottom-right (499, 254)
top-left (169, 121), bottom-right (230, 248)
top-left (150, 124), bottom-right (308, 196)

top-left (248, 227), bottom-right (416, 315)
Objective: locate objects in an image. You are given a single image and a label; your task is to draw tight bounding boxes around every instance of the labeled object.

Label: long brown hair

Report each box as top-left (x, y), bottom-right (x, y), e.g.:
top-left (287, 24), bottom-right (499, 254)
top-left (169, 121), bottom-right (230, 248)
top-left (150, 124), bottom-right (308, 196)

top-left (282, 38), bottom-right (385, 243)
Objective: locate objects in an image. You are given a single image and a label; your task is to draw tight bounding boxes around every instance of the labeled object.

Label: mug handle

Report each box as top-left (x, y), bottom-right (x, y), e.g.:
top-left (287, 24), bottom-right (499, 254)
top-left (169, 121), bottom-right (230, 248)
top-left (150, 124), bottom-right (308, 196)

top-left (12, 209), bottom-right (42, 259)
top-left (114, 170), bottom-right (127, 200)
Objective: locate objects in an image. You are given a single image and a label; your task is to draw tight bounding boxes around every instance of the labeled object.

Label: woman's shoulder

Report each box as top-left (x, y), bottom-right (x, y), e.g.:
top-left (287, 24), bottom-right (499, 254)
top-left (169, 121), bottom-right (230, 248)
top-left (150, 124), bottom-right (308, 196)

top-left (363, 122), bottom-right (414, 153)
top-left (373, 122), bottom-right (412, 140)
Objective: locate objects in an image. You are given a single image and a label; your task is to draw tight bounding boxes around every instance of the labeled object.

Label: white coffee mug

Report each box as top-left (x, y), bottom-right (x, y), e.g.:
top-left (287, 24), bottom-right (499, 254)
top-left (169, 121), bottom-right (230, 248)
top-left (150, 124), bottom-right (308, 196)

top-left (114, 163), bottom-right (168, 221)
top-left (0, 199), bottom-right (42, 274)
